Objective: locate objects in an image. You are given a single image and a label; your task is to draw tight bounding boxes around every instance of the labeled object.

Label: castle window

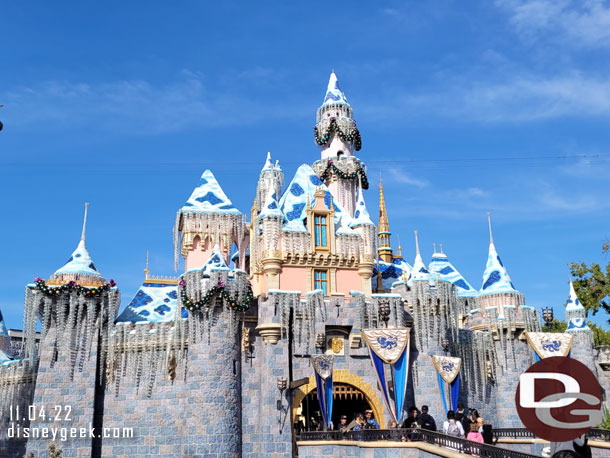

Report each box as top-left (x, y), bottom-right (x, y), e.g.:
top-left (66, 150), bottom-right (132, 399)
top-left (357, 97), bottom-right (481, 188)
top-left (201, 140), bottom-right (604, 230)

top-left (314, 215), bottom-right (328, 247)
top-left (314, 270), bottom-right (328, 295)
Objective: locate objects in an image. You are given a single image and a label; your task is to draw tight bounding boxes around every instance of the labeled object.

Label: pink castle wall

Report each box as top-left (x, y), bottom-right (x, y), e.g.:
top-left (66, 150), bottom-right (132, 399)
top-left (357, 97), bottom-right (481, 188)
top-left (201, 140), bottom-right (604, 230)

top-left (185, 236), bottom-right (214, 271)
top-left (335, 269), bottom-right (361, 296)
top-left (279, 266), bottom-right (308, 293)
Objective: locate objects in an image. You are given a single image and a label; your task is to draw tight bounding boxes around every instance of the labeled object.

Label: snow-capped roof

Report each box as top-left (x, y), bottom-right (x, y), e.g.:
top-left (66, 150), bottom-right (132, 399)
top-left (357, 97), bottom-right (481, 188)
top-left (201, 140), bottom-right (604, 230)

top-left (323, 71), bottom-right (348, 106)
top-left (566, 280), bottom-right (585, 312)
top-left (261, 152), bottom-right (274, 172)
top-left (201, 247), bottom-right (230, 273)
top-left (373, 258), bottom-right (412, 291)
top-left (52, 239), bottom-right (105, 282)
top-left (180, 170), bottom-right (240, 215)
top-left (258, 190), bottom-right (283, 219)
top-left (408, 231), bottom-right (430, 285)
top-left (429, 250), bottom-right (478, 298)
top-left (116, 281), bottom-right (182, 323)
top-left (349, 183), bottom-right (374, 228)
top-left (480, 215), bottom-right (518, 295)
top-left (0, 308), bottom-right (7, 337)
top-left (279, 163), bottom-right (343, 231)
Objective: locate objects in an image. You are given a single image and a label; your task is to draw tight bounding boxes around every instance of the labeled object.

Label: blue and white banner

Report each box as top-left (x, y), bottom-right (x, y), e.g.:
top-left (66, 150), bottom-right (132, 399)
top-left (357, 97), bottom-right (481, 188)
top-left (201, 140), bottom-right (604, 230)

top-left (311, 355), bottom-right (334, 429)
top-left (362, 328), bottom-right (410, 424)
top-left (432, 355), bottom-right (461, 414)
top-left (525, 332), bottom-right (573, 362)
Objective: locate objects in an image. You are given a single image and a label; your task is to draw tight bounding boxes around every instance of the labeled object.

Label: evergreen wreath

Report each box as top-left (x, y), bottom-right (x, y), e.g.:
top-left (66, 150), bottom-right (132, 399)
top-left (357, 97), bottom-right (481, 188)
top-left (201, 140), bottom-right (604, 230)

top-left (179, 279), bottom-right (254, 313)
top-left (33, 278), bottom-right (116, 297)
top-left (313, 117), bottom-right (362, 151)
top-left (319, 159), bottom-right (369, 189)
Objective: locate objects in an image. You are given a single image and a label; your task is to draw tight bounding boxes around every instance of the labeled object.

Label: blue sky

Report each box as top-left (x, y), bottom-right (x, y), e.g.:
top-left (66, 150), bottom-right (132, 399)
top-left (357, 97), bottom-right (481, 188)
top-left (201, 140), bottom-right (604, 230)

top-left (1, 1), bottom-right (609, 329)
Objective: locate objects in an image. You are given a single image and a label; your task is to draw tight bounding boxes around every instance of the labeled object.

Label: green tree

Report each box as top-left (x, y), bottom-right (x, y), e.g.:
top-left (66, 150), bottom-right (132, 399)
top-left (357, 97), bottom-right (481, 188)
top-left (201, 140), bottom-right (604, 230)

top-left (568, 242), bottom-right (610, 321)
top-left (587, 321), bottom-right (610, 347)
top-left (542, 319), bottom-right (567, 333)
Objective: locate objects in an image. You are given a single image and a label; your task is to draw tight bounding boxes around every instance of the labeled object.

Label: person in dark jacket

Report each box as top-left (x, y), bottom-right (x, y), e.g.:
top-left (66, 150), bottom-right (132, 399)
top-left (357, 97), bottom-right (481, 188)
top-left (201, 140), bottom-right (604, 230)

top-left (402, 406), bottom-right (420, 428)
top-left (417, 405), bottom-right (437, 431)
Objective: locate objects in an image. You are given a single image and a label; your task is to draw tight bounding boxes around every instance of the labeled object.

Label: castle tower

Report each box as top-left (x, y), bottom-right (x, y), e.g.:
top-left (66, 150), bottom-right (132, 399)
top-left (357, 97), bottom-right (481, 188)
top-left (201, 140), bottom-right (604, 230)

top-left (378, 177), bottom-right (393, 263)
top-left (256, 151), bottom-right (284, 215)
top-left (349, 182), bottom-right (376, 296)
top-left (565, 279), bottom-right (595, 363)
top-left (25, 204), bottom-right (120, 457)
top-left (312, 71), bottom-right (366, 217)
top-left (474, 213), bottom-right (536, 427)
top-left (0, 308), bottom-right (9, 355)
top-left (174, 169), bottom-right (248, 271)
top-left (258, 191), bottom-right (284, 290)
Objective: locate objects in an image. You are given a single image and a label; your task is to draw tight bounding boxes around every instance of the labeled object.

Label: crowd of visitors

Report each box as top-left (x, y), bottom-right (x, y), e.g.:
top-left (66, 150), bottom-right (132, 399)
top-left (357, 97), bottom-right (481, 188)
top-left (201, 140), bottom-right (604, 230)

top-left (329, 402), bottom-right (493, 445)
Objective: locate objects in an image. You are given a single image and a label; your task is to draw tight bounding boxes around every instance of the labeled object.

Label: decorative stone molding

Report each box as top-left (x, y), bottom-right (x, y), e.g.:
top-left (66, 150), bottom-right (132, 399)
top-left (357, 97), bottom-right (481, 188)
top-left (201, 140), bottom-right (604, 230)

top-left (256, 323), bottom-right (282, 344)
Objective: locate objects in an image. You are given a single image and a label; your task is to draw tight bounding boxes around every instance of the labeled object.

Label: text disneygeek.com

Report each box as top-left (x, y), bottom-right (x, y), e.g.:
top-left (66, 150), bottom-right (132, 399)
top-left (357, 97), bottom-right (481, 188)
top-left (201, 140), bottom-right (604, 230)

top-left (7, 424), bottom-right (134, 441)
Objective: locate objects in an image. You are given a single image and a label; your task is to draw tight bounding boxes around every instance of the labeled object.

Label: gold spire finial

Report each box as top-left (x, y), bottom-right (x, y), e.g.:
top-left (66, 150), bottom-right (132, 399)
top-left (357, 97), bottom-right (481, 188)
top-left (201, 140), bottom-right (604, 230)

top-left (378, 175), bottom-right (392, 262)
top-left (144, 251), bottom-right (150, 279)
top-left (487, 212), bottom-right (494, 246)
top-left (81, 202), bottom-right (89, 242)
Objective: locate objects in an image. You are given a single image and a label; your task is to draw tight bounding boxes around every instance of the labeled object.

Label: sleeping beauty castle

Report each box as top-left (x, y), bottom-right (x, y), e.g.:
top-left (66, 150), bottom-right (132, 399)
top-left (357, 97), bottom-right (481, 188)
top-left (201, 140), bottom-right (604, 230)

top-left (0, 72), bottom-right (607, 458)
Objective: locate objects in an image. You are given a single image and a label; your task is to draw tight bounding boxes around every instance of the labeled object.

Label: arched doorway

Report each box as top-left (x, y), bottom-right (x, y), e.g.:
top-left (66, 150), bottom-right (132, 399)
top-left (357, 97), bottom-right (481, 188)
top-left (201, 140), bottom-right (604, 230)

top-left (296, 383), bottom-right (372, 431)
top-left (291, 369), bottom-right (385, 431)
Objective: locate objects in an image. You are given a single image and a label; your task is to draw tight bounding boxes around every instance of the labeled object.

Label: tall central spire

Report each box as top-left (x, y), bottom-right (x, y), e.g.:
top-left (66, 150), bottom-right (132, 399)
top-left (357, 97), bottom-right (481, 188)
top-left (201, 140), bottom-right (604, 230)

top-left (81, 202), bottom-right (89, 242)
top-left (378, 176), bottom-right (393, 262)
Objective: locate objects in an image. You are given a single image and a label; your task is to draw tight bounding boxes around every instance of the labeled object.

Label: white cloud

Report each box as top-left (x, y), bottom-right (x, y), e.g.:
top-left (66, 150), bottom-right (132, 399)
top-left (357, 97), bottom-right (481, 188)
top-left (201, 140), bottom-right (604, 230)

top-left (0, 70), bottom-right (302, 134)
top-left (497, 0), bottom-right (610, 48)
top-left (387, 169), bottom-right (429, 188)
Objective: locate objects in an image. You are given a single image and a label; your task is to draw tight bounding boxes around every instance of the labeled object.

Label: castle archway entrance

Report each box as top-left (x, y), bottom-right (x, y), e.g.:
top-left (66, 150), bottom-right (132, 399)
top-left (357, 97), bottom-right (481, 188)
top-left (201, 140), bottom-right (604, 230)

top-left (291, 369), bottom-right (385, 432)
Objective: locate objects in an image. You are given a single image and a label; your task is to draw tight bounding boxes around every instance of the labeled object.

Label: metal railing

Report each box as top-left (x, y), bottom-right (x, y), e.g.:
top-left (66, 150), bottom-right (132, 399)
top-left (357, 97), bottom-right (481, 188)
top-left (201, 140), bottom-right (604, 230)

top-left (492, 427), bottom-right (610, 442)
top-left (297, 428), bottom-right (540, 458)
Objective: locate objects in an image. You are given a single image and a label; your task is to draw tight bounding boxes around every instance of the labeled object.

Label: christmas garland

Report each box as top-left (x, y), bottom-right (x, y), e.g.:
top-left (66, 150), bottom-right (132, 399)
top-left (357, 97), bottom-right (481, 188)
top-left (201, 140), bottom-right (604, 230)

top-left (33, 278), bottom-right (117, 298)
top-left (179, 279), bottom-right (254, 313)
top-left (319, 159), bottom-right (369, 189)
top-left (314, 118), bottom-right (362, 151)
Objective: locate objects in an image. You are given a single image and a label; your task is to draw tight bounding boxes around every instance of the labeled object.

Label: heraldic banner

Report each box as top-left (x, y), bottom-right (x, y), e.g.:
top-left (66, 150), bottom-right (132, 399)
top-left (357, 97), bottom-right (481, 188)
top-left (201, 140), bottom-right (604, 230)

top-left (431, 355), bottom-right (461, 414)
top-left (311, 354), bottom-right (334, 429)
top-left (362, 328), bottom-right (410, 424)
top-left (525, 332), bottom-right (573, 362)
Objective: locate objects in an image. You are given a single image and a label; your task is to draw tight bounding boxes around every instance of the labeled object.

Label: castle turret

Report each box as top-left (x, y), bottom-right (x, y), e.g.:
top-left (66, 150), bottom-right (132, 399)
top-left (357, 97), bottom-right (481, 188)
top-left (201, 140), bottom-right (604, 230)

top-left (258, 191), bottom-right (284, 290)
top-left (566, 279), bottom-right (595, 350)
top-left (174, 170), bottom-right (248, 271)
top-left (349, 182), bottom-right (376, 296)
top-left (25, 204), bottom-right (120, 456)
top-left (312, 72), bottom-right (366, 217)
top-left (256, 152), bottom-right (284, 215)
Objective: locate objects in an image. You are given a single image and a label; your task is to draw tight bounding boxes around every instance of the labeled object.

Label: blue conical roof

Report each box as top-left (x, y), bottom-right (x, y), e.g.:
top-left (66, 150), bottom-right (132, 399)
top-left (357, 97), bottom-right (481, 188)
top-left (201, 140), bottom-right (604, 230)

top-left (323, 72), bottom-right (349, 106)
top-left (258, 190), bottom-right (283, 219)
top-left (349, 184), bottom-right (374, 228)
top-left (52, 239), bottom-right (105, 281)
top-left (279, 164), bottom-right (343, 232)
top-left (429, 250), bottom-right (478, 298)
top-left (0, 309), bottom-right (7, 337)
top-left (116, 281), bottom-right (180, 324)
top-left (566, 280), bottom-right (585, 312)
top-left (407, 232), bottom-right (430, 285)
top-left (200, 246), bottom-right (230, 274)
top-left (480, 242), bottom-right (518, 295)
top-left (180, 170), bottom-right (240, 215)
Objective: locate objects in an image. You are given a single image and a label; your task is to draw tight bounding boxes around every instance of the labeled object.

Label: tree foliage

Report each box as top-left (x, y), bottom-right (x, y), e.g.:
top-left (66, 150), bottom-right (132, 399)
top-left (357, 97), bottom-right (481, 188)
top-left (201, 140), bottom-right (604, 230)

top-left (588, 321), bottom-right (610, 347)
top-left (543, 319), bottom-right (567, 333)
top-left (568, 242), bottom-right (610, 321)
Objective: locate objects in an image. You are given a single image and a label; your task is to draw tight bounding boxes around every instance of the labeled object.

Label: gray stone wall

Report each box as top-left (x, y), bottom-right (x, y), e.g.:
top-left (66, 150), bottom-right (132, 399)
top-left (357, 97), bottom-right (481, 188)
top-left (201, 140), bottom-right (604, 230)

top-left (102, 304), bottom-right (242, 458)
